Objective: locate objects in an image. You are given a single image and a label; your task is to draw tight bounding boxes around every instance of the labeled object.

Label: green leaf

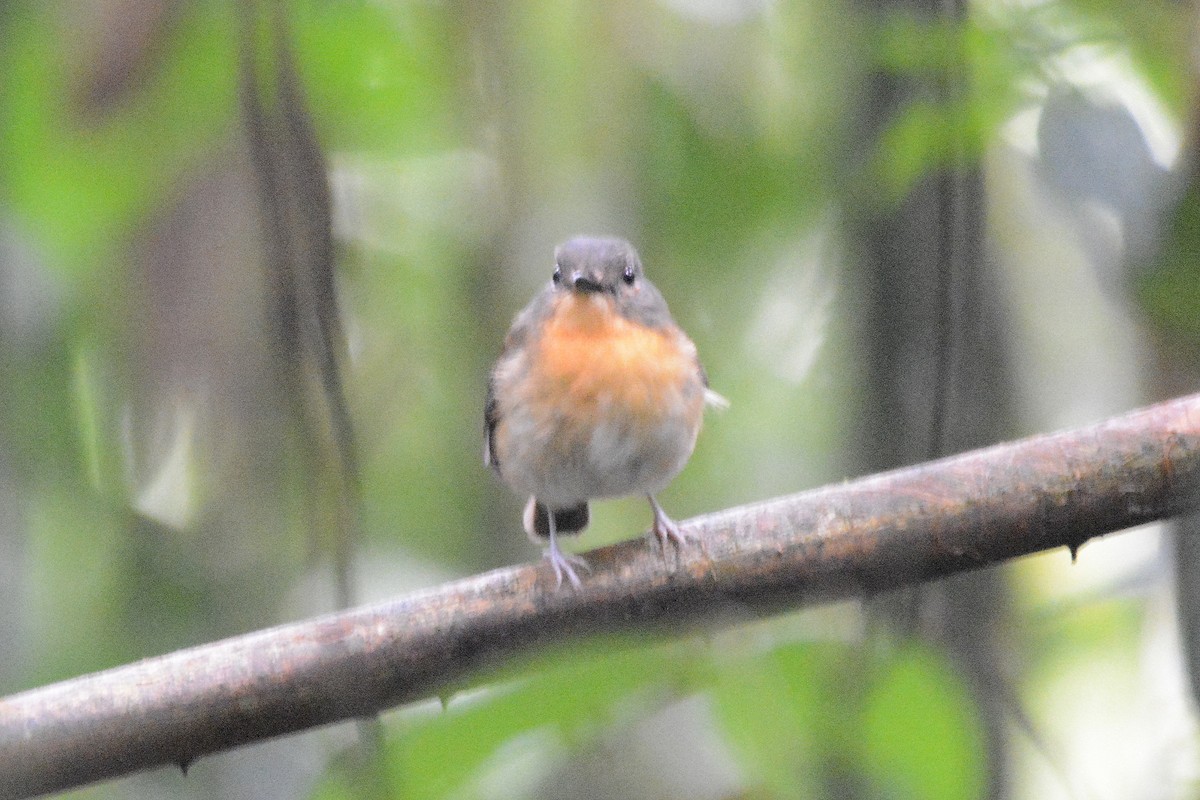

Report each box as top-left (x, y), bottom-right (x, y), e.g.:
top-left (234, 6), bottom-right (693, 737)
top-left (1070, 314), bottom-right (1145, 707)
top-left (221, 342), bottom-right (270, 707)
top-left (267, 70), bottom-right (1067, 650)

top-left (875, 100), bottom-right (957, 200)
top-left (709, 639), bottom-right (865, 799)
top-left (710, 647), bottom-right (816, 800)
top-left (382, 639), bottom-right (679, 799)
top-left (1059, 0), bottom-right (1190, 113)
top-left (861, 645), bottom-right (986, 800)
top-left (292, 0), bottom-right (459, 153)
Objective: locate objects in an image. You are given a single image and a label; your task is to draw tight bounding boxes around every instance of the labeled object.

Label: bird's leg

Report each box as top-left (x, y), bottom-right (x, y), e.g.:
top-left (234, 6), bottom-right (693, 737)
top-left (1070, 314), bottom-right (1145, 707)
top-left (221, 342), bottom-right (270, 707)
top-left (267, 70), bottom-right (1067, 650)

top-left (544, 506), bottom-right (588, 590)
top-left (648, 495), bottom-right (687, 551)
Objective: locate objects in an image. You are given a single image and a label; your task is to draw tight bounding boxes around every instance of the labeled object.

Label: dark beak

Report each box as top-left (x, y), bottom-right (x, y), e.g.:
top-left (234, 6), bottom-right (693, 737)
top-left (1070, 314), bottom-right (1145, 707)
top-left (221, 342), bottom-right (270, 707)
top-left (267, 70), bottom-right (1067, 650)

top-left (571, 271), bottom-right (604, 294)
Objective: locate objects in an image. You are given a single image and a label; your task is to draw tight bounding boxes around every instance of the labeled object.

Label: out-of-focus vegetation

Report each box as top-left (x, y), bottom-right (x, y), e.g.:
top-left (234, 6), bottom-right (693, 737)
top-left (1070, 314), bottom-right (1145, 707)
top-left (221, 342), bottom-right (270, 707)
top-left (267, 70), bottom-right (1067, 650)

top-left (1, 0), bottom-right (1197, 798)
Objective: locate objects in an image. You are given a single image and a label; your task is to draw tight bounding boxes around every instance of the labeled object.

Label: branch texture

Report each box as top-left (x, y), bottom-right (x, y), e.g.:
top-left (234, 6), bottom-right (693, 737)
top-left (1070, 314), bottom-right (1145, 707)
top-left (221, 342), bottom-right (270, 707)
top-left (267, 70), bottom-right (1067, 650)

top-left (5, 394), bottom-right (1200, 797)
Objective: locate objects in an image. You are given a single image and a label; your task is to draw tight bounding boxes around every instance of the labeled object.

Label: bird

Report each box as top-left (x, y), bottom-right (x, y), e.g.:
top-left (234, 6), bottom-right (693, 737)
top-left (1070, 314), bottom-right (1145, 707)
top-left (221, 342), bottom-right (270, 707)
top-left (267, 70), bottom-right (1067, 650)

top-left (484, 236), bottom-right (724, 588)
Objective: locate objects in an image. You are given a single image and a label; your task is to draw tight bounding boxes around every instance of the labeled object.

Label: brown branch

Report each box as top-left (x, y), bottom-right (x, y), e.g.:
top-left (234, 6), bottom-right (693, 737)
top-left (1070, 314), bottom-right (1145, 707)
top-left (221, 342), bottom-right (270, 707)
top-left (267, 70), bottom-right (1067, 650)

top-left (5, 394), bottom-right (1200, 798)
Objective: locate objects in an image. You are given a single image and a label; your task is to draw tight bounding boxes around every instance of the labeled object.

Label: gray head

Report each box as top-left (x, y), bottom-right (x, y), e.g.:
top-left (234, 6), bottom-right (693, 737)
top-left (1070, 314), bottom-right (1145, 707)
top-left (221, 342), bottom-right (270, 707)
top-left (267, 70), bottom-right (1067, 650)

top-left (552, 236), bottom-right (674, 329)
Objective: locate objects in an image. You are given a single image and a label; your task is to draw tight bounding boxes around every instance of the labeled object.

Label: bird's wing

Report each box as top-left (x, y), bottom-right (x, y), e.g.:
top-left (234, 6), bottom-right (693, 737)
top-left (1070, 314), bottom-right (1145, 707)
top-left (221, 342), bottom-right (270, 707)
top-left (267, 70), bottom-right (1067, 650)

top-left (483, 372), bottom-right (499, 470)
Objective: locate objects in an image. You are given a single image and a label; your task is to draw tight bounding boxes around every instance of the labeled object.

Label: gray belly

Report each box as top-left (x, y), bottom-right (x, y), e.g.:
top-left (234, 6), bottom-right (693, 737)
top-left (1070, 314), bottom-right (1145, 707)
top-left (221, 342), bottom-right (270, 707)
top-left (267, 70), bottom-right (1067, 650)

top-left (500, 405), bottom-right (698, 508)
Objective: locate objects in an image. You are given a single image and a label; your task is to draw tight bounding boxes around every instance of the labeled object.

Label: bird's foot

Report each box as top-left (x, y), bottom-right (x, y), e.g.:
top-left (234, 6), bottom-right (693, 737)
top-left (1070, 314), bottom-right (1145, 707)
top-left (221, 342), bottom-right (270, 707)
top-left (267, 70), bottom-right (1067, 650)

top-left (545, 543), bottom-right (590, 590)
top-left (648, 495), bottom-right (688, 552)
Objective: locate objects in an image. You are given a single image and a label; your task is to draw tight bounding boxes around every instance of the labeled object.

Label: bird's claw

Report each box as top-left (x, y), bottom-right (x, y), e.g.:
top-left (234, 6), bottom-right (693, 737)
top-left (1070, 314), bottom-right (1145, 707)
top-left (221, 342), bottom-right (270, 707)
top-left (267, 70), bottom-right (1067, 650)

top-left (545, 547), bottom-right (590, 590)
top-left (653, 515), bottom-right (688, 552)
top-left (649, 495), bottom-right (688, 553)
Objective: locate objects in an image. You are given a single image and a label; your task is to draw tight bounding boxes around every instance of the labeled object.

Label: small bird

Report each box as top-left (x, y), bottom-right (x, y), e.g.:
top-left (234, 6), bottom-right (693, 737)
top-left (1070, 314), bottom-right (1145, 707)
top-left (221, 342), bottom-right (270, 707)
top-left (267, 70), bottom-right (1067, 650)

top-left (485, 236), bottom-right (724, 588)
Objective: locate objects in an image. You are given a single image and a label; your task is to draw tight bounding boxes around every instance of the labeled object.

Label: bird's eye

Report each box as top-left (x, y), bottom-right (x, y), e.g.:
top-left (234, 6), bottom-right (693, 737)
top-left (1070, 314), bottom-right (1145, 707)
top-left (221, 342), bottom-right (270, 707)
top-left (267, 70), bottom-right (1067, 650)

top-left (622, 265), bottom-right (636, 285)
top-left (552, 266), bottom-right (562, 284)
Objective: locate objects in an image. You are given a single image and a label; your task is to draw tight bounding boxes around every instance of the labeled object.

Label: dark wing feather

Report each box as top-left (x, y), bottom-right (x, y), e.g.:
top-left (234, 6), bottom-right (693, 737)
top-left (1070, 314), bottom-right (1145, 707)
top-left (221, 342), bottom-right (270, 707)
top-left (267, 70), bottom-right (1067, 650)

top-left (483, 372), bottom-right (499, 471)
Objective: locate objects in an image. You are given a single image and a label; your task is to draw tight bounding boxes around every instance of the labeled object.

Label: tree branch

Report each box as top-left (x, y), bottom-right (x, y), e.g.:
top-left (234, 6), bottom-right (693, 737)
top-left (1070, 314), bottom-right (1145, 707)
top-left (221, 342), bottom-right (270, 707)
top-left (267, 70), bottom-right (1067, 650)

top-left (5, 393), bottom-right (1200, 798)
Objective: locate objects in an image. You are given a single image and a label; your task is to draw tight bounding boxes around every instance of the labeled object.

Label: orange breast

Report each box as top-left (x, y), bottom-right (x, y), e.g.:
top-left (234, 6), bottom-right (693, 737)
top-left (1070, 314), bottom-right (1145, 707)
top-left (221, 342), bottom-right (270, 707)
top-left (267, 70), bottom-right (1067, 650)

top-left (531, 294), bottom-right (699, 426)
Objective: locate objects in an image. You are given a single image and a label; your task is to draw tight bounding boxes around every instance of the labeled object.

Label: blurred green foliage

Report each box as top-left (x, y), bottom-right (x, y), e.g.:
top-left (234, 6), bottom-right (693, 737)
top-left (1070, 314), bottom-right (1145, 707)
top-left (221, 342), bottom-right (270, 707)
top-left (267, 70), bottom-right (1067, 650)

top-left (309, 636), bottom-right (983, 800)
top-left (0, 4), bottom-right (237, 276)
top-left (0, 0), bottom-right (1195, 798)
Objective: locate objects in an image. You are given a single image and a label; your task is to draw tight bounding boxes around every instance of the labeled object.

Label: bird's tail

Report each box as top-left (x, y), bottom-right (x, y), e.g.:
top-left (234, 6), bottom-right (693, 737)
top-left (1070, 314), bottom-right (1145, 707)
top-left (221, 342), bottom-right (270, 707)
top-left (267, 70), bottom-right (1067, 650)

top-left (524, 498), bottom-right (590, 539)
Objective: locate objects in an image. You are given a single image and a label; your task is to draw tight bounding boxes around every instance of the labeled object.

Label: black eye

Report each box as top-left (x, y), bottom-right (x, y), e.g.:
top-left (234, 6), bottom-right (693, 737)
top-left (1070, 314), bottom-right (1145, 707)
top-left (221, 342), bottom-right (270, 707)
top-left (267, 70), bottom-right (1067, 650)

top-left (552, 266), bottom-right (562, 284)
top-left (622, 265), bottom-right (636, 285)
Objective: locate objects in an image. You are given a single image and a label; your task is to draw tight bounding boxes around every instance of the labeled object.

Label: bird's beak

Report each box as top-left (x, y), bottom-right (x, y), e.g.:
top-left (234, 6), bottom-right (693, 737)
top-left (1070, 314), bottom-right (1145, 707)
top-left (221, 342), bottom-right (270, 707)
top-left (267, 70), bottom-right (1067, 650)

top-left (570, 271), bottom-right (604, 294)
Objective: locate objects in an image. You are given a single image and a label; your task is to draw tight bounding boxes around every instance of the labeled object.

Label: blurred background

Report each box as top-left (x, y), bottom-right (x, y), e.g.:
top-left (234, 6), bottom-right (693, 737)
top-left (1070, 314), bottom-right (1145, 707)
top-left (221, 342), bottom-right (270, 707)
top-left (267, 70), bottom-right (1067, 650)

top-left (2, 0), bottom-right (1199, 798)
